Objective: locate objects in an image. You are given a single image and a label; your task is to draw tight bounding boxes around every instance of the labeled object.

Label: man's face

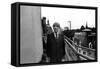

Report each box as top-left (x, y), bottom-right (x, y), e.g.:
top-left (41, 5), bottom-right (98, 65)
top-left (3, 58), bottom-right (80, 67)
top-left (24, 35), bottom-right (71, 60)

top-left (53, 25), bottom-right (59, 33)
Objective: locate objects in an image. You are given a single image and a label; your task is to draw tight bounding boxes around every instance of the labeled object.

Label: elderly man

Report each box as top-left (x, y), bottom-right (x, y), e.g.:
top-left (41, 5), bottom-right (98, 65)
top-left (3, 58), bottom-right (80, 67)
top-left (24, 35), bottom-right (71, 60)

top-left (46, 22), bottom-right (65, 63)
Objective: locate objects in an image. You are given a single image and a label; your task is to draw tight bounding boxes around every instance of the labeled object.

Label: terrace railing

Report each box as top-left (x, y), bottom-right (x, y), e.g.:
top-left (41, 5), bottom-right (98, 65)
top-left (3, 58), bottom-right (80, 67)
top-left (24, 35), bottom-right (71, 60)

top-left (64, 35), bottom-right (95, 61)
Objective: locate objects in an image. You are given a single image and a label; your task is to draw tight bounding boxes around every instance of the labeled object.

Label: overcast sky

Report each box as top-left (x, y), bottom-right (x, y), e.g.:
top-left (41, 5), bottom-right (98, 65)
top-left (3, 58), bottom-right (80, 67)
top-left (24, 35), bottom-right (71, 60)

top-left (41, 7), bottom-right (95, 29)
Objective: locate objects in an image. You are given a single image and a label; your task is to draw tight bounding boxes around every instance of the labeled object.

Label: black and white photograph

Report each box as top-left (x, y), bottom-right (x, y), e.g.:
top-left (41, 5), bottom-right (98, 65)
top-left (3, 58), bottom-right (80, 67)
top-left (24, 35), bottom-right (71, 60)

top-left (11, 2), bottom-right (97, 66)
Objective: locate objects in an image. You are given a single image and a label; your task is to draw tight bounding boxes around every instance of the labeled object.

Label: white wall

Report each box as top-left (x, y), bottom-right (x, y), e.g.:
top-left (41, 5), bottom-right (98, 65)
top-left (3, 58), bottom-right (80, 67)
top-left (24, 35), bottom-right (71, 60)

top-left (0, 0), bottom-right (99, 69)
top-left (20, 6), bottom-right (43, 64)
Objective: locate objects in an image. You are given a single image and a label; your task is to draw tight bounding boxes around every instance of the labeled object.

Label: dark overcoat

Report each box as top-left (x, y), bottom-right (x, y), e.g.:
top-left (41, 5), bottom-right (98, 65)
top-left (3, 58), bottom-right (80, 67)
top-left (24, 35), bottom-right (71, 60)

top-left (47, 32), bottom-right (65, 59)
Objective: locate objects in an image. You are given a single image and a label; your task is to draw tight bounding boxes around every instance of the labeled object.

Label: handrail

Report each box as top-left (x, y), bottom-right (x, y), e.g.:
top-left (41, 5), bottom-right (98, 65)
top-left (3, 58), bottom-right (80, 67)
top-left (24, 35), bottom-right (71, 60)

top-left (64, 36), bottom-right (95, 52)
top-left (64, 36), bottom-right (95, 60)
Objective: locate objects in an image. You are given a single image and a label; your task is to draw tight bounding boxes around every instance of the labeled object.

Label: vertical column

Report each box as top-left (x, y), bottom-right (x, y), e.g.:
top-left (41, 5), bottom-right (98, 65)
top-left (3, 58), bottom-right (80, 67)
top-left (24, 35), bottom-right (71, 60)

top-left (20, 6), bottom-right (43, 64)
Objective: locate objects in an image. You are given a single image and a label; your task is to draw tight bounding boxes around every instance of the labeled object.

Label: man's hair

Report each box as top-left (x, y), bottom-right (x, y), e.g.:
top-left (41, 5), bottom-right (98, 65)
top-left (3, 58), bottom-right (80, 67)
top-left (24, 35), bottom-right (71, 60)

top-left (53, 22), bottom-right (60, 28)
top-left (42, 17), bottom-right (46, 20)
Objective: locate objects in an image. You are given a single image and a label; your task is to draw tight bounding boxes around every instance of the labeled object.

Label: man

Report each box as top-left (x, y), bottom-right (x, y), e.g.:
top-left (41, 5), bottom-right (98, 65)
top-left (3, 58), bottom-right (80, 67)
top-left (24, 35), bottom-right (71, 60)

top-left (46, 22), bottom-right (65, 63)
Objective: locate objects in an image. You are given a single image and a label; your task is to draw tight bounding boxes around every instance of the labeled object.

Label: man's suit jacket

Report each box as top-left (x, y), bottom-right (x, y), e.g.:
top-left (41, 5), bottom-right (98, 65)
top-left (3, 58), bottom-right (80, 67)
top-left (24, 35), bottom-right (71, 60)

top-left (47, 32), bottom-right (65, 59)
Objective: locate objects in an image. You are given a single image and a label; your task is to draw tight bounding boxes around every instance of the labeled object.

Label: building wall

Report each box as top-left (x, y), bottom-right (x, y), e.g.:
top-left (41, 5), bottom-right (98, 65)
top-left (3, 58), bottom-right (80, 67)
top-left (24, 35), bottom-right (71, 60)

top-left (20, 6), bottom-right (43, 64)
top-left (73, 32), bottom-right (87, 47)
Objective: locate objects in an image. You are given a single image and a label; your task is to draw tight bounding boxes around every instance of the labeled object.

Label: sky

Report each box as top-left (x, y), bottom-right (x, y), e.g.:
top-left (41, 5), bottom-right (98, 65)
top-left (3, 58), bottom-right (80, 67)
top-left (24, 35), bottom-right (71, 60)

top-left (41, 7), bottom-right (95, 29)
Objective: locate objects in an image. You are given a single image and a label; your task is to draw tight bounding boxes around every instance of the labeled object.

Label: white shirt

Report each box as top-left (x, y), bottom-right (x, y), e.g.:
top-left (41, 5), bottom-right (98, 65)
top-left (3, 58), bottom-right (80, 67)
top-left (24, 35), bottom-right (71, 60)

top-left (54, 32), bottom-right (58, 38)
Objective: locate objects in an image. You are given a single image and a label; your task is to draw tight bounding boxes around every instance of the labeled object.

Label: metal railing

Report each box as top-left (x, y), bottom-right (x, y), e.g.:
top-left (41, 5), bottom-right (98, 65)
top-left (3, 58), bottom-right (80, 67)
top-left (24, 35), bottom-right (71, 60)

top-left (64, 35), bottom-right (95, 60)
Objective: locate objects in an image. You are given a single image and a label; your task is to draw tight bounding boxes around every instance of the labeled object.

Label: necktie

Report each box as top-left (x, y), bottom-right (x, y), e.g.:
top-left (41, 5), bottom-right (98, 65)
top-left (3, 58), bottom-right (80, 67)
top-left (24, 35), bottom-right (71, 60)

top-left (56, 33), bottom-right (57, 38)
